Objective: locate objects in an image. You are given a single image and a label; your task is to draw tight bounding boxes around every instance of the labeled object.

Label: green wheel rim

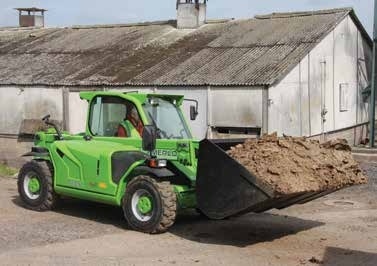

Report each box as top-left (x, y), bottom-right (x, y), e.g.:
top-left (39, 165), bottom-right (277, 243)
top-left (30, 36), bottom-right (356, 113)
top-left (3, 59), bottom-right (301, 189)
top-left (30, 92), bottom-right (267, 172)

top-left (28, 177), bottom-right (41, 194)
top-left (137, 196), bottom-right (153, 214)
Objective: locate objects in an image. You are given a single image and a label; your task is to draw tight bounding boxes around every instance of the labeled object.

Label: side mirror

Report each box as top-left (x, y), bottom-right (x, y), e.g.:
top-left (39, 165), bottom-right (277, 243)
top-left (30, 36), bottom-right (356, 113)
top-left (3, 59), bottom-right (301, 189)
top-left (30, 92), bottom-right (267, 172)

top-left (184, 99), bottom-right (199, 121)
top-left (190, 105), bottom-right (198, 121)
top-left (142, 125), bottom-right (157, 152)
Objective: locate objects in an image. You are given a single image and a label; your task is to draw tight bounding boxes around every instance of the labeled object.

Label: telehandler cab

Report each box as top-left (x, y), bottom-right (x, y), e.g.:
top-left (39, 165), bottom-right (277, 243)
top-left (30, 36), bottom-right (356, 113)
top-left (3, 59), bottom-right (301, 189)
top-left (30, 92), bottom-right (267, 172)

top-left (18, 91), bottom-right (345, 233)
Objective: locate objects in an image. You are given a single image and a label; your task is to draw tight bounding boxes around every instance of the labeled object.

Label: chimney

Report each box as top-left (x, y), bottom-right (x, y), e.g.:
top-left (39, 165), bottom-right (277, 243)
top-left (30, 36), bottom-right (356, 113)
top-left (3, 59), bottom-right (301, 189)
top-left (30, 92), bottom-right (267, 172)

top-left (15, 7), bottom-right (47, 27)
top-left (176, 0), bottom-right (207, 29)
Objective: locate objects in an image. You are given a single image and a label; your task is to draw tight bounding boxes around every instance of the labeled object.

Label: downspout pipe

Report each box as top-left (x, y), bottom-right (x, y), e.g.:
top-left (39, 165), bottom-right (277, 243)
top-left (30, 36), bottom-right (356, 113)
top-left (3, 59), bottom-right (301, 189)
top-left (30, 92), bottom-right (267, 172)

top-left (369, 0), bottom-right (377, 147)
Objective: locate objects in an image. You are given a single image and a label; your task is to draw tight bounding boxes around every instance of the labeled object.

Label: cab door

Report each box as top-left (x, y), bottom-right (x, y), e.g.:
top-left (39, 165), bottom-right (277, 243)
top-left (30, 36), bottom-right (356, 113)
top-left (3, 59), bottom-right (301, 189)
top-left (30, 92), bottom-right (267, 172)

top-left (86, 95), bottom-right (145, 190)
top-left (52, 95), bottom-right (145, 195)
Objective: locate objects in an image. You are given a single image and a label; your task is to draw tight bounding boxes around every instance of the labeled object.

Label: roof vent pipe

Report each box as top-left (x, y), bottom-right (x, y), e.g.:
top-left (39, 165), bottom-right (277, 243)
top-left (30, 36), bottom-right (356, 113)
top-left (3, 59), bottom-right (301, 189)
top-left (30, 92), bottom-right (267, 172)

top-left (176, 0), bottom-right (207, 29)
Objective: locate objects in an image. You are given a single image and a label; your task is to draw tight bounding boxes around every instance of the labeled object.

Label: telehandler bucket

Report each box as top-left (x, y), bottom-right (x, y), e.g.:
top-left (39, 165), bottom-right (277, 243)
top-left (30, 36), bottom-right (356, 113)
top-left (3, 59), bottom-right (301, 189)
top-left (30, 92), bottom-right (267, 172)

top-left (196, 139), bottom-right (337, 220)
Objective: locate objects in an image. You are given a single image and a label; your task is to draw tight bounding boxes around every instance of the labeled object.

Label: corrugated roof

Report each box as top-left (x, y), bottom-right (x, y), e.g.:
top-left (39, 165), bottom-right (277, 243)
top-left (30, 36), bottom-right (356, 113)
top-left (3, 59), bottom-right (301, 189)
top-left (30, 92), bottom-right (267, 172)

top-left (0, 8), bottom-right (370, 87)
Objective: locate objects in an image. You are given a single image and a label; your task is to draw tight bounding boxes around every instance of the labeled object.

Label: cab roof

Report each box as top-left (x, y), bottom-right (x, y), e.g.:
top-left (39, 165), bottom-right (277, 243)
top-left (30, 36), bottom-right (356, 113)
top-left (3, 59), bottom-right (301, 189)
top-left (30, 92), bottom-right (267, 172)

top-left (79, 91), bottom-right (184, 106)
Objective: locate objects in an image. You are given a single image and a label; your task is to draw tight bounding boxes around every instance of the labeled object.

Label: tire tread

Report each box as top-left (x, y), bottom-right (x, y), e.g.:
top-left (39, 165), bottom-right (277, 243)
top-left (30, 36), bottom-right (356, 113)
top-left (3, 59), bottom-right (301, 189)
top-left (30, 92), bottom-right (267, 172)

top-left (18, 160), bottom-right (59, 211)
top-left (123, 175), bottom-right (177, 234)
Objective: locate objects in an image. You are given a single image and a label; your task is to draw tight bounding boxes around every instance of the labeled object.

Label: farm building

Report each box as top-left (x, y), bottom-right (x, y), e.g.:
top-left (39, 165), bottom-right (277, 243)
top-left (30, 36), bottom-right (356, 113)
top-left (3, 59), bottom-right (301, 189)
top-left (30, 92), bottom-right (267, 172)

top-left (0, 2), bottom-right (373, 165)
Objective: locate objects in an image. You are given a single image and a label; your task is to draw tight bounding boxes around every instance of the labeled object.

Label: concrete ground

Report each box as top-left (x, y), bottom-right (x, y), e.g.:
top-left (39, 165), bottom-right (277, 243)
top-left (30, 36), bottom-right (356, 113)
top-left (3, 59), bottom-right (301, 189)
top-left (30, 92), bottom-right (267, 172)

top-left (0, 163), bottom-right (377, 266)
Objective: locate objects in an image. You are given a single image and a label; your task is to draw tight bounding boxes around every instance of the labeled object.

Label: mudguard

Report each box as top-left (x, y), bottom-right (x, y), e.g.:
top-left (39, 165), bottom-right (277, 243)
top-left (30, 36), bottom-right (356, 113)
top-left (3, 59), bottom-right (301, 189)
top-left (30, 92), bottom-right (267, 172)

top-left (23, 147), bottom-right (49, 157)
top-left (130, 166), bottom-right (175, 178)
top-left (126, 163), bottom-right (191, 186)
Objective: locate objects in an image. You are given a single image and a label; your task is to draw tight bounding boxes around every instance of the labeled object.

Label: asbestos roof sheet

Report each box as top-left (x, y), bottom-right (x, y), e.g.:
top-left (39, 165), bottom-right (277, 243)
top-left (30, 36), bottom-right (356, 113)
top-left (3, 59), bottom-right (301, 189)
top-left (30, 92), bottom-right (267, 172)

top-left (0, 8), bottom-right (369, 87)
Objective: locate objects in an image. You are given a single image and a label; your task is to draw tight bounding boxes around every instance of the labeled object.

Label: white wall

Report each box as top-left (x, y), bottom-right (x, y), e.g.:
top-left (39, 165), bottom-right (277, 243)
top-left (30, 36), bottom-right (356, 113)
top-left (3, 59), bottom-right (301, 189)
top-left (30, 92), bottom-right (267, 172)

top-left (68, 92), bottom-right (88, 134)
top-left (268, 65), bottom-right (302, 136)
top-left (210, 87), bottom-right (263, 128)
top-left (309, 26), bottom-right (335, 135)
top-left (0, 87), bottom-right (24, 135)
top-left (268, 15), bottom-right (371, 138)
top-left (0, 86), bottom-right (63, 135)
top-left (333, 16), bottom-right (358, 131)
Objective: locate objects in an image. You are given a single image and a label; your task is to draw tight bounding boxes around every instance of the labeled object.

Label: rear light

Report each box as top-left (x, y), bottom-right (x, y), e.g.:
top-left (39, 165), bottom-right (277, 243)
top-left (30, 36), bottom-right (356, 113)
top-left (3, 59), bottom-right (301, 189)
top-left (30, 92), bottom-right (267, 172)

top-left (148, 159), bottom-right (167, 168)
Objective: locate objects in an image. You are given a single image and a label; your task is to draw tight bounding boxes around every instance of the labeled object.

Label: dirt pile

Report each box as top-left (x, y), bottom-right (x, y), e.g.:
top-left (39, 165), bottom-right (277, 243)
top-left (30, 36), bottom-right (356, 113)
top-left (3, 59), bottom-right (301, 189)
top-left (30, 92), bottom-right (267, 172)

top-left (227, 133), bottom-right (368, 195)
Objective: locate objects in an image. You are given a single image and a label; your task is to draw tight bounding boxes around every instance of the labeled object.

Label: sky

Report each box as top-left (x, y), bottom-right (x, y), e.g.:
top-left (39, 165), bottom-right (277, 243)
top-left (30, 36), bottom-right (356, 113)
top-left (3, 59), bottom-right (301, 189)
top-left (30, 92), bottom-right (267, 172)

top-left (0, 0), bottom-right (374, 36)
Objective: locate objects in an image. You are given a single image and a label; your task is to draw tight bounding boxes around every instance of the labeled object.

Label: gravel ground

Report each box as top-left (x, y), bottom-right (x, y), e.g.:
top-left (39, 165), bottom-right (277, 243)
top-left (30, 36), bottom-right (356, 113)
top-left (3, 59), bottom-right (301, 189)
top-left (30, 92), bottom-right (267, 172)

top-left (0, 163), bottom-right (376, 265)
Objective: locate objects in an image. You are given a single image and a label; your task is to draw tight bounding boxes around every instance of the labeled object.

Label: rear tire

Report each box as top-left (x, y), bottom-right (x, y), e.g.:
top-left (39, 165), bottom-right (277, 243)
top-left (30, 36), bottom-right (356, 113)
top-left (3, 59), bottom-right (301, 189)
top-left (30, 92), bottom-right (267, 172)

top-left (122, 175), bottom-right (177, 234)
top-left (17, 160), bottom-right (59, 211)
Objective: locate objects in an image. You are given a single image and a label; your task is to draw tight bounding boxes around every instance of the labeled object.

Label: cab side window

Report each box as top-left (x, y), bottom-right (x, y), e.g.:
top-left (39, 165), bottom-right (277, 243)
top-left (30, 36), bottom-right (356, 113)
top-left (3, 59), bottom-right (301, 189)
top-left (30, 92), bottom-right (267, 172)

top-left (89, 96), bottom-right (141, 137)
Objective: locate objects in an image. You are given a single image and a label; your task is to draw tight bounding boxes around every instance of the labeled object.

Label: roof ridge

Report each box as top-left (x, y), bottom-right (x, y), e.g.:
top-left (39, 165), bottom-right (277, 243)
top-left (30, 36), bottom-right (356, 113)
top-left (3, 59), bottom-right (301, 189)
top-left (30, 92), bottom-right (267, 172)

top-left (255, 7), bottom-right (353, 20)
top-left (71, 20), bottom-right (176, 29)
top-left (71, 18), bottom-right (234, 29)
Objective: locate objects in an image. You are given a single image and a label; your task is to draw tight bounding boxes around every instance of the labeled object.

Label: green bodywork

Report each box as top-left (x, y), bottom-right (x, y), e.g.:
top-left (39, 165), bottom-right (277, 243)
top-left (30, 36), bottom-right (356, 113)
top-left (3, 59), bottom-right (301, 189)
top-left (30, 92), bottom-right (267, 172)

top-left (33, 91), bottom-right (199, 210)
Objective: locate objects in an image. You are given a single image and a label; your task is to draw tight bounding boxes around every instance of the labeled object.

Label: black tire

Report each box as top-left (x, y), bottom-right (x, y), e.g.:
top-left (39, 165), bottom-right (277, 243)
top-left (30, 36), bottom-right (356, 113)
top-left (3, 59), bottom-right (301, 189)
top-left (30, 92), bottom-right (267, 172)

top-left (122, 175), bottom-right (177, 234)
top-left (17, 160), bottom-right (59, 211)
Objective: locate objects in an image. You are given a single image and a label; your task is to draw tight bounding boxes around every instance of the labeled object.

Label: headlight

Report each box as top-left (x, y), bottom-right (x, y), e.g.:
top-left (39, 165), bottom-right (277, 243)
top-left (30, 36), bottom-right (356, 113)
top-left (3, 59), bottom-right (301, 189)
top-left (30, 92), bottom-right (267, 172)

top-left (148, 159), bottom-right (167, 168)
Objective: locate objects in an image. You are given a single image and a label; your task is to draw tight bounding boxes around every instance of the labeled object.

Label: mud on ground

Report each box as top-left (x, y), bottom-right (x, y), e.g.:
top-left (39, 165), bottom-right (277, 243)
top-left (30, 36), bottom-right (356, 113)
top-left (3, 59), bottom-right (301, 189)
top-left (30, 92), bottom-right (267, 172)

top-left (227, 133), bottom-right (367, 195)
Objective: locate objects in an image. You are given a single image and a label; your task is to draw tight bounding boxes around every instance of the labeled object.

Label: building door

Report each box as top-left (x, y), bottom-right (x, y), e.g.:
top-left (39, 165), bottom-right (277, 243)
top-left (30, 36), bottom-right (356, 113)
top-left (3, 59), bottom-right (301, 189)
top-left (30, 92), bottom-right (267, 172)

top-left (320, 60), bottom-right (328, 140)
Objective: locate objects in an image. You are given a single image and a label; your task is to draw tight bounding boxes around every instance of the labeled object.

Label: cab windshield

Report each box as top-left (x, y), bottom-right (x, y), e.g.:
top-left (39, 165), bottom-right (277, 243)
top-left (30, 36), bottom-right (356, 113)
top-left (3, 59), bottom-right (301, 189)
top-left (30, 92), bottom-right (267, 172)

top-left (143, 97), bottom-right (192, 139)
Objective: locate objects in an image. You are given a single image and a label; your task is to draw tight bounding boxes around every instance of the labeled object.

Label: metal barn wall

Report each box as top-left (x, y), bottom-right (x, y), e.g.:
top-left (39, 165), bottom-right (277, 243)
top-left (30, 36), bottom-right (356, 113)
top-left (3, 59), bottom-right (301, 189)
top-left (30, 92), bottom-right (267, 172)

top-left (268, 15), bottom-right (371, 138)
top-left (209, 87), bottom-right (264, 128)
top-left (333, 15), bottom-right (358, 131)
top-left (268, 63), bottom-right (302, 136)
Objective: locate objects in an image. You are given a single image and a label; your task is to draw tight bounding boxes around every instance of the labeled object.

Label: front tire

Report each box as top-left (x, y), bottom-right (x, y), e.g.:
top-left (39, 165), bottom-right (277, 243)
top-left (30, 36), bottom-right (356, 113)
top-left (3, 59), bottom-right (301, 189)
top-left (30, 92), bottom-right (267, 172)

top-left (122, 175), bottom-right (177, 234)
top-left (17, 160), bottom-right (59, 211)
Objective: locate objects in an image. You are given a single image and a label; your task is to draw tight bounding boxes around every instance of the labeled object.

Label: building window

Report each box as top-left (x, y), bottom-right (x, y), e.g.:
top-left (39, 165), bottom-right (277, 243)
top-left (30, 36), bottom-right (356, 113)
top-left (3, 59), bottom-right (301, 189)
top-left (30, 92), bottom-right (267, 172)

top-left (214, 127), bottom-right (261, 136)
top-left (339, 83), bottom-right (349, 112)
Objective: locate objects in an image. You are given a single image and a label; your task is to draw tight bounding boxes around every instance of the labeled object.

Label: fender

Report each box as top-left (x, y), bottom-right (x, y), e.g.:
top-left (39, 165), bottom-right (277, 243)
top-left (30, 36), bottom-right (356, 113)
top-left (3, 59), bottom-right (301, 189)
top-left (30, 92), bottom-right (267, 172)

top-left (111, 151), bottom-right (147, 184)
top-left (128, 162), bottom-right (192, 186)
top-left (115, 160), bottom-right (145, 205)
top-left (23, 147), bottom-right (49, 157)
top-left (130, 165), bottom-right (175, 179)
top-left (114, 160), bottom-right (191, 205)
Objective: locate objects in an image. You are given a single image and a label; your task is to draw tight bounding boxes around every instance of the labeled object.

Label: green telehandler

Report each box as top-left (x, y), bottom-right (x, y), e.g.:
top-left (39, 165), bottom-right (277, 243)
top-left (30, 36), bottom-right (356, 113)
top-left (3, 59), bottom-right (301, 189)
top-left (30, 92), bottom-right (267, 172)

top-left (18, 91), bottom-right (345, 233)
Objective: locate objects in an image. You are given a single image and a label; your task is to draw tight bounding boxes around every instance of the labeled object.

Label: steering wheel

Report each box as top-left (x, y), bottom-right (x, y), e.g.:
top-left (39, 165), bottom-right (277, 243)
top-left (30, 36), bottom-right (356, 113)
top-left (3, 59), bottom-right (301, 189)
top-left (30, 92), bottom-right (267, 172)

top-left (158, 128), bottom-right (170, 139)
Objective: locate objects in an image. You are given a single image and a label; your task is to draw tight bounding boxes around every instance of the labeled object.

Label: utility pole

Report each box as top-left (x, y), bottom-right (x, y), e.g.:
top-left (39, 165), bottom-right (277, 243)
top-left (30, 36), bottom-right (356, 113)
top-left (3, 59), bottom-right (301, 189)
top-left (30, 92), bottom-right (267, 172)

top-left (369, 0), bottom-right (377, 147)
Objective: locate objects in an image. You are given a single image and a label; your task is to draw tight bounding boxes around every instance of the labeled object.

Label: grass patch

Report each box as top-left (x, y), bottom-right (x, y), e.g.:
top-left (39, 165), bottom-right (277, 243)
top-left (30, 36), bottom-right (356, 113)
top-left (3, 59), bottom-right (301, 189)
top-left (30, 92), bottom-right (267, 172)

top-left (0, 163), bottom-right (18, 176)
